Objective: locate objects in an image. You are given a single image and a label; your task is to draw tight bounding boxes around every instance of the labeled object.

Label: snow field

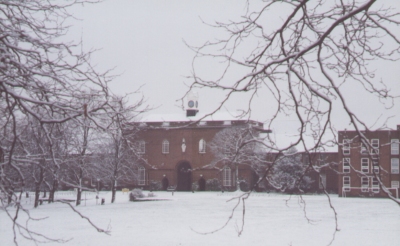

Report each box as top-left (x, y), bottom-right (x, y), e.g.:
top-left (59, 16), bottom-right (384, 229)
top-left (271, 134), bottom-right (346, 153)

top-left (1, 191), bottom-right (399, 246)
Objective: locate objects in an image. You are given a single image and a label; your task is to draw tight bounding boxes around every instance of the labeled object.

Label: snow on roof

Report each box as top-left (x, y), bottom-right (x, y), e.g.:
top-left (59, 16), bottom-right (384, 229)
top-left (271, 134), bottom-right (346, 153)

top-left (140, 111), bottom-right (261, 123)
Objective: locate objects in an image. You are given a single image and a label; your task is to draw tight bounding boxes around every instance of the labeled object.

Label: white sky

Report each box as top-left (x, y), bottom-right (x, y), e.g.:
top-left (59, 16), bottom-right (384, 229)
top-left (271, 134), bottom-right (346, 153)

top-left (67, 0), bottom-right (400, 147)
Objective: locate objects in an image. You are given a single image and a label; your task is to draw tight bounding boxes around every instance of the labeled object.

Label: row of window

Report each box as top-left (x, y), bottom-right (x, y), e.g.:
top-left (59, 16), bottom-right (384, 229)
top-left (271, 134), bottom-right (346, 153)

top-left (343, 176), bottom-right (399, 192)
top-left (342, 158), bottom-right (399, 174)
top-left (342, 139), bottom-right (399, 155)
top-left (137, 139), bottom-right (207, 154)
top-left (343, 176), bottom-right (380, 193)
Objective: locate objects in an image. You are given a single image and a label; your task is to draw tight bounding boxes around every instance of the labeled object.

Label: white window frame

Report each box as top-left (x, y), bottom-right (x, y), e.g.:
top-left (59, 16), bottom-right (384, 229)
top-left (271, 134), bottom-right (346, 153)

top-left (391, 139), bottom-right (399, 155)
top-left (361, 176), bottom-right (369, 192)
top-left (343, 158), bottom-right (350, 173)
top-left (199, 139), bottom-right (206, 153)
top-left (343, 139), bottom-right (351, 155)
top-left (371, 139), bottom-right (379, 154)
top-left (391, 181), bottom-right (399, 189)
top-left (138, 140), bottom-right (145, 154)
top-left (361, 158), bottom-right (369, 173)
top-left (222, 166), bottom-right (232, 187)
top-left (391, 158), bottom-right (399, 174)
top-left (371, 177), bottom-right (380, 193)
top-left (162, 140), bottom-right (169, 154)
top-left (343, 176), bottom-right (350, 192)
top-left (138, 166), bottom-right (146, 185)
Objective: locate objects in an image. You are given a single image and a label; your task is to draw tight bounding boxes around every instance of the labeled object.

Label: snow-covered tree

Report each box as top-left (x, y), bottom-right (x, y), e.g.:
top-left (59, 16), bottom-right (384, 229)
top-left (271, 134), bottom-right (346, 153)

top-left (269, 148), bottom-right (313, 193)
top-left (0, 0), bottom-right (144, 243)
top-left (209, 125), bottom-right (268, 190)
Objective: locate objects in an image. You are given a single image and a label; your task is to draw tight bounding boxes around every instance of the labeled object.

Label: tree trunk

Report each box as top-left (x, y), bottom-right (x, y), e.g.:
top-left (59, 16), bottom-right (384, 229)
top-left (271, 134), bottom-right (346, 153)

top-left (34, 166), bottom-right (44, 208)
top-left (49, 179), bottom-right (58, 203)
top-left (34, 185), bottom-right (40, 208)
top-left (7, 190), bottom-right (13, 204)
top-left (111, 180), bottom-right (116, 203)
top-left (76, 167), bottom-right (83, 206)
top-left (236, 163), bottom-right (240, 191)
top-left (76, 185), bottom-right (82, 206)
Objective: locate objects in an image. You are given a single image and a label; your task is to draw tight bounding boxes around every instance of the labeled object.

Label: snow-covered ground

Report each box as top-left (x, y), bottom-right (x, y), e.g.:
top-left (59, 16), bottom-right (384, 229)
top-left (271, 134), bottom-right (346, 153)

top-left (1, 191), bottom-right (399, 246)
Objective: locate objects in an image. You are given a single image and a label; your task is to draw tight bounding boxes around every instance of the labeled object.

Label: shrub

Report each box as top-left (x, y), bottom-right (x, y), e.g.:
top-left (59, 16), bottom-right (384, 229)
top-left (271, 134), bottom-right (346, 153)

top-left (192, 182), bottom-right (199, 191)
top-left (149, 180), bottom-right (162, 191)
top-left (239, 180), bottom-right (250, 192)
top-left (206, 179), bottom-right (221, 191)
top-left (129, 189), bottom-right (145, 201)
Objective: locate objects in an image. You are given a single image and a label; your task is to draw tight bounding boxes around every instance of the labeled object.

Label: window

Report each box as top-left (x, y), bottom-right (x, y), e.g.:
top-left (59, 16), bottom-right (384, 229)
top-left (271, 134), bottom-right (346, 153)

top-left (391, 181), bottom-right (399, 189)
top-left (361, 140), bottom-right (369, 155)
top-left (371, 139), bottom-right (379, 154)
top-left (372, 159), bottom-right (380, 174)
top-left (343, 158), bottom-right (350, 173)
top-left (199, 139), bottom-right (206, 153)
top-left (138, 166), bottom-right (145, 185)
top-left (343, 139), bottom-right (351, 155)
top-left (222, 166), bottom-right (231, 187)
top-left (343, 176), bottom-right (350, 192)
top-left (371, 177), bottom-right (379, 193)
top-left (361, 176), bottom-right (369, 192)
top-left (361, 158), bottom-right (369, 173)
top-left (162, 140), bottom-right (169, 154)
top-left (138, 141), bottom-right (145, 154)
top-left (391, 158), bottom-right (399, 174)
top-left (391, 139), bottom-right (399, 155)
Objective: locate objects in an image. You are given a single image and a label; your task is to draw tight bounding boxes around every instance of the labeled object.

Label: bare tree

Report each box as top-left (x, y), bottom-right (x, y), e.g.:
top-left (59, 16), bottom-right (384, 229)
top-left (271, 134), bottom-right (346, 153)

top-left (187, 0), bottom-right (400, 201)
top-left (0, 0), bottom-right (141, 244)
top-left (185, 0), bottom-right (400, 241)
top-left (95, 96), bottom-right (146, 203)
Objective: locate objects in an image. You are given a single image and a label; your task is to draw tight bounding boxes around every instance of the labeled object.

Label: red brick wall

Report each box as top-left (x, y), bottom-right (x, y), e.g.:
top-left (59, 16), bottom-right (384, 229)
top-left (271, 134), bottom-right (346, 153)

top-left (131, 125), bottom-right (256, 190)
top-left (338, 127), bottom-right (400, 197)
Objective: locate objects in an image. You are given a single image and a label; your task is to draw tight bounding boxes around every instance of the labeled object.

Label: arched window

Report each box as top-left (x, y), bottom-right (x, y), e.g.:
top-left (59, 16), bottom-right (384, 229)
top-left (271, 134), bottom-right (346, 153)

top-left (223, 166), bottom-right (231, 187)
top-left (138, 140), bottom-right (145, 154)
top-left (138, 166), bottom-right (146, 185)
top-left (199, 139), bottom-right (206, 153)
top-left (162, 140), bottom-right (169, 154)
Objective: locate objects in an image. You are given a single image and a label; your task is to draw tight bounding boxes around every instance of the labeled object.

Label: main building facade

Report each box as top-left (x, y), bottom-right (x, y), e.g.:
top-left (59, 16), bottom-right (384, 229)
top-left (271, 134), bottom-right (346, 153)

top-left (131, 95), bottom-right (270, 191)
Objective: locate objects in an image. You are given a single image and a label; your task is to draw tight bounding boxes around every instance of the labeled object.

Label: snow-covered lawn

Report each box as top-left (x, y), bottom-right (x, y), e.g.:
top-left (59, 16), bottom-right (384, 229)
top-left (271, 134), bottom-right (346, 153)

top-left (1, 191), bottom-right (399, 246)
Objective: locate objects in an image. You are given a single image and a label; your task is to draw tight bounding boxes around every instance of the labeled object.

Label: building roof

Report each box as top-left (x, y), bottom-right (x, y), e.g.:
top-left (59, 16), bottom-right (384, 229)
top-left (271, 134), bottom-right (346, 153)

top-left (138, 112), bottom-right (271, 132)
top-left (140, 112), bottom-right (254, 123)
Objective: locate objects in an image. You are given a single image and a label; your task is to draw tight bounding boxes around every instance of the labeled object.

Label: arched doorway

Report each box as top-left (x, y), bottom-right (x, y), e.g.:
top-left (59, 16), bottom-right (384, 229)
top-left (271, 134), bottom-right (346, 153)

top-left (176, 161), bottom-right (192, 191)
top-left (198, 177), bottom-right (206, 191)
top-left (162, 177), bottom-right (169, 191)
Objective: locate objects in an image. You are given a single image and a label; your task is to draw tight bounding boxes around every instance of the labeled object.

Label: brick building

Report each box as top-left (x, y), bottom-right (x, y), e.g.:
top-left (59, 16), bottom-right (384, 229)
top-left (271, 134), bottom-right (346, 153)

top-left (337, 126), bottom-right (400, 198)
top-left (131, 95), bottom-right (270, 191)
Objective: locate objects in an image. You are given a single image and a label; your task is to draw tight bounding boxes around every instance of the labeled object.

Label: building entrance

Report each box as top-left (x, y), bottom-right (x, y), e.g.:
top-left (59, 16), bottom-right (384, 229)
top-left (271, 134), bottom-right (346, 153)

top-left (176, 161), bottom-right (192, 191)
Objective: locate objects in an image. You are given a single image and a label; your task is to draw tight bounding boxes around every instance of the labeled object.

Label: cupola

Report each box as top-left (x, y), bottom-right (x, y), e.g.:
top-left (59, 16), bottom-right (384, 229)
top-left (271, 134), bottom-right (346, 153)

top-left (186, 92), bottom-right (199, 117)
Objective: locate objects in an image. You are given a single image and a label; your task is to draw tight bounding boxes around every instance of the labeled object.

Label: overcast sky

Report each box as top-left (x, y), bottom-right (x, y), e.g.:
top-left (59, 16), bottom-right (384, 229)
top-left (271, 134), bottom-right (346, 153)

top-left (67, 0), bottom-right (400, 148)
